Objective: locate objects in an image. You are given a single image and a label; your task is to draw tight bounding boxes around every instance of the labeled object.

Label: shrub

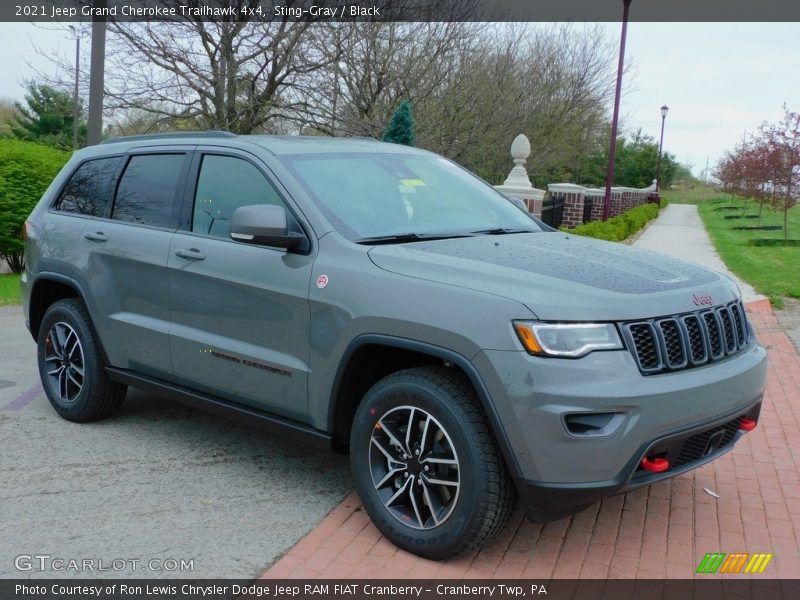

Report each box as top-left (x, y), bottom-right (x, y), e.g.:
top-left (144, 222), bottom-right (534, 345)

top-left (566, 202), bottom-right (659, 242)
top-left (0, 139), bottom-right (70, 272)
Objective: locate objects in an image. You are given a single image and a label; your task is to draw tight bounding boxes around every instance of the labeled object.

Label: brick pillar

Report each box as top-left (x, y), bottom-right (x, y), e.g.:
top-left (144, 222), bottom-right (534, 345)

top-left (610, 188), bottom-right (624, 217)
top-left (564, 191), bottom-right (587, 228)
top-left (548, 184), bottom-right (585, 228)
top-left (591, 196), bottom-right (602, 221)
top-left (622, 191), bottom-right (633, 212)
top-left (584, 191), bottom-right (604, 222)
top-left (494, 185), bottom-right (545, 219)
top-left (525, 197), bottom-right (544, 217)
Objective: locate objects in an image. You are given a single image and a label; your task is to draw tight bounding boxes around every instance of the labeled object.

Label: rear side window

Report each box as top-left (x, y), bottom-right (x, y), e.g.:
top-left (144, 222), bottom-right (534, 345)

top-left (113, 154), bottom-right (185, 227)
top-left (55, 157), bottom-right (121, 217)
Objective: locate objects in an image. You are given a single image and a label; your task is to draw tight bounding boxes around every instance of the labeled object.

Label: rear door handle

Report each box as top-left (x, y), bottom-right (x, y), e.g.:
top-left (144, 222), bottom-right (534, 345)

top-left (84, 231), bottom-right (108, 242)
top-left (175, 248), bottom-right (206, 261)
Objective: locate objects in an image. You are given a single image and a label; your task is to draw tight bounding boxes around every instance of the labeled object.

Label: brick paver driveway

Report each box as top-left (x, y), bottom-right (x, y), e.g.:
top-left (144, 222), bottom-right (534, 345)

top-left (262, 300), bottom-right (800, 579)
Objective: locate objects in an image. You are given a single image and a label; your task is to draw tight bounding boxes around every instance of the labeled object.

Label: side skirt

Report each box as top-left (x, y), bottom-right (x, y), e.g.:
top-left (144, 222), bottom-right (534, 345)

top-left (105, 367), bottom-right (331, 450)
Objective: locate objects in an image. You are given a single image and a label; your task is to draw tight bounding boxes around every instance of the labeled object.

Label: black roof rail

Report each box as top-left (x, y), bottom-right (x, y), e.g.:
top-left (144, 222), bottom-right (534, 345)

top-left (100, 131), bottom-right (237, 145)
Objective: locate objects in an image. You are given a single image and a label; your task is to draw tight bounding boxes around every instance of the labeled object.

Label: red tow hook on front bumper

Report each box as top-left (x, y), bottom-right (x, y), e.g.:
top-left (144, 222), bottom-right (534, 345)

top-left (739, 418), bottom-right (757, 432)
top-left (641, 456), bottom-right (670, 473)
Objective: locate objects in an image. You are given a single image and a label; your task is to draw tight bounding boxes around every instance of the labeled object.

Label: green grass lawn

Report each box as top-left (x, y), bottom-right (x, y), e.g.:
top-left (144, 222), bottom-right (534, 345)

top-left (0, 273), bottom-right (21, 306)
top-left (662, 186), bottom-right (723, 205)
top-left (665, 187), bottom-right (800, 308)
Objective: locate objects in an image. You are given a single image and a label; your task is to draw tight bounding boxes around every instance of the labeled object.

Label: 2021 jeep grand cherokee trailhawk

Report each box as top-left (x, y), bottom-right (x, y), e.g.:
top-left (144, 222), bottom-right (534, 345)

top-left (22, 132), bottom-right (767, 559)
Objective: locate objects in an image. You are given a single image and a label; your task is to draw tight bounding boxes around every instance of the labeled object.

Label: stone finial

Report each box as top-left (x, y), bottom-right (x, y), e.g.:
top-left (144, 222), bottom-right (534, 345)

top-left (503, 134), bottom-right (532, 188)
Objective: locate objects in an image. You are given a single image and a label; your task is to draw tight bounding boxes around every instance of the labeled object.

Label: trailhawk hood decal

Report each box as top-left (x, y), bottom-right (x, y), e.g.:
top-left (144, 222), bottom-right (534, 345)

top-left (367, 233), bottom-right (737, 321)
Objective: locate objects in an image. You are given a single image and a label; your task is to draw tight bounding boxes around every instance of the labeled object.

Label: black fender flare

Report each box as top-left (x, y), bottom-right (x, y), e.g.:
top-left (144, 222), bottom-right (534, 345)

top-left (28, 272), bottom-right (94, 336)
top-left (327, 333), bottom-right (523, 480)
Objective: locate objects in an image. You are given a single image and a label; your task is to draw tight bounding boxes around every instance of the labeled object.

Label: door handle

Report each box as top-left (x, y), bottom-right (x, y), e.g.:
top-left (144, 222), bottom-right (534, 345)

top-left (175, 248), bottom-right (206, 261)
top-left (84, 231), bottom-right (108, 242)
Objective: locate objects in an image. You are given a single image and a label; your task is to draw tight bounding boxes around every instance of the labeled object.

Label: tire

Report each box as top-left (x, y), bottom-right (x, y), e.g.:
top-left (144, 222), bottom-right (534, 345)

top-left (37, 298), bottom-right (126, 422)
top-left (350, 366), bottom-right (517, 559)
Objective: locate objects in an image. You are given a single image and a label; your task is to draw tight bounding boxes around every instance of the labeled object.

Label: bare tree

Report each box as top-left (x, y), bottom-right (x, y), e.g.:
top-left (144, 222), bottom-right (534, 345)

top-left (32, 13), bottom-right (619, 186)
top-left (36, 1), bottom-right (333, 134)
top-left (299, 23), bottom-right (618, 183)
top-left (299, 21), bottom-right (480, 139)
top-left (106, 1), bottom-right (333, 132)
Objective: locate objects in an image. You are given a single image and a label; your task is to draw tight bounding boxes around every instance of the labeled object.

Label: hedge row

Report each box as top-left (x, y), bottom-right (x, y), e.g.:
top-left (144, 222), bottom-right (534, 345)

top-left (0, 139), bottom-right (71, 271)
top-left (564, 202), bottom-right (661, 242)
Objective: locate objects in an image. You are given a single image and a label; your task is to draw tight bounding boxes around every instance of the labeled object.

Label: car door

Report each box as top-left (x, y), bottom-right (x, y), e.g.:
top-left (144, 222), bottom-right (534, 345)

top-left (167, 149), bottom-right (314, 422)
top-left (82, 147), bottom-right (192, 378)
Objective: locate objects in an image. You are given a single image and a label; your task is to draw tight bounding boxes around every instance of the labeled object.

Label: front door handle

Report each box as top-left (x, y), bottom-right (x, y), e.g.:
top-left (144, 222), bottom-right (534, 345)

top-left (84, 231), bottom-right (108, 242)
top-left (175, 248), bottom-right (206, 261)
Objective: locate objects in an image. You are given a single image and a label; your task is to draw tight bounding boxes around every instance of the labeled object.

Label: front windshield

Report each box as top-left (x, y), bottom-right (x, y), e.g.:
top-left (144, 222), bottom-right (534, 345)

top-left (280, 152), bottom-right (542, 241)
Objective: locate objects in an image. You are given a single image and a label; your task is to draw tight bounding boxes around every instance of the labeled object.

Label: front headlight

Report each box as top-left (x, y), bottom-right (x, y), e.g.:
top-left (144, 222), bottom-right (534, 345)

top-left (513, 321), bottom-right (623, 358)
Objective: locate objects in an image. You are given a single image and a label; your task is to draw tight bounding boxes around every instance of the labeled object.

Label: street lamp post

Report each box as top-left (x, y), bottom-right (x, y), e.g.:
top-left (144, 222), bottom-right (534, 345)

top-left (656, 104), bottom-right (669, 191)
top-left (602, 0), bottom-right (633, 221)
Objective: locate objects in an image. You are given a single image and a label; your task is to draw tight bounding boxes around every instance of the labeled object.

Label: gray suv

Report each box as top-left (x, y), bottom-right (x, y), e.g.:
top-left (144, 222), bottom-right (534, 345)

top-left (22, 133), bottom-right (767, 559)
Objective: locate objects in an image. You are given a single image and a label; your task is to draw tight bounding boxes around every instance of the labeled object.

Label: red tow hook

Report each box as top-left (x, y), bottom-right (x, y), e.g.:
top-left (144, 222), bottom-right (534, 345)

top-left (641, 456), bottom-right (670, 473)
top-left (739, 418), bottom-right (757, 432)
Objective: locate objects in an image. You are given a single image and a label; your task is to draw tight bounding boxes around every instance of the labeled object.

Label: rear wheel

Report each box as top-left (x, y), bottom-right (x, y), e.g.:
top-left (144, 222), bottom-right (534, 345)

top-left (350, 366), bottom-right (516, 559)
top-left (37, 298), bottom-right (126, 422)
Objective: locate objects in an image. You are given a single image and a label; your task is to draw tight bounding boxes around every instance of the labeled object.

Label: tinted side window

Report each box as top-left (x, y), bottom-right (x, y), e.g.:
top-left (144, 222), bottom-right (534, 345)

top-left (192, 155), bottom-right (285, 238)
top-left (55, 157), bottom-right (121, 217)
top-left (113, 154), bottom-right (185, 227)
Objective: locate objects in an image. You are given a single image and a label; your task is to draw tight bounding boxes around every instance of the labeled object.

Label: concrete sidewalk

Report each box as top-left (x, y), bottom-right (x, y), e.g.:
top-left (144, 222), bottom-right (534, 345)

top-left (633, 204), bottom-right (765, 303)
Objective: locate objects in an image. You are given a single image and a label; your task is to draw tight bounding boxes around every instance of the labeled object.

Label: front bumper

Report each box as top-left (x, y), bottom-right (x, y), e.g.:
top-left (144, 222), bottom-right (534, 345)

top-left (515, 398), bottom-right (761, 521)
top-left (472, 337), bottom-right (768, 521)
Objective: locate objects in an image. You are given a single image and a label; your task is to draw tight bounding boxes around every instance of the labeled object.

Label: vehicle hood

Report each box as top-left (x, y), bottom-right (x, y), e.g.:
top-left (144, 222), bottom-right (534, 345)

top-left (367, 232), bottom-right (739, 321)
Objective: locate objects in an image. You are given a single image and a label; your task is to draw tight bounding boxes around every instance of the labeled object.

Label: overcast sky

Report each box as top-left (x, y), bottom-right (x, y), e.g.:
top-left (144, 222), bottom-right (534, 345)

top-left (1, 22), bottom-right (799, 177)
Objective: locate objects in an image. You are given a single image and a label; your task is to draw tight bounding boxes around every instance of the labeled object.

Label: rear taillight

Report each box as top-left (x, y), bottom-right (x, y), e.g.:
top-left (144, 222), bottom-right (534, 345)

top-left (22, 221), bottom-right (31, 241)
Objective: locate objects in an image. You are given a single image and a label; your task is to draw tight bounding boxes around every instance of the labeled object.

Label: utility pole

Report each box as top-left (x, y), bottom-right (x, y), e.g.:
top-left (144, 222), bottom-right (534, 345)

top-left (70, 27), bottom-right (80, 150)
top-left (602, 0), bottom-right (632, 221)
top-left (87, 0), bottom-right (106, 146)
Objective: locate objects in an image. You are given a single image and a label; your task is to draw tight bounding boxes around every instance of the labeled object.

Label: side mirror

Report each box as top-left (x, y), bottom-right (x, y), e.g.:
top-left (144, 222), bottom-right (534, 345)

top-left (229, 204), bottom-right (306, 250)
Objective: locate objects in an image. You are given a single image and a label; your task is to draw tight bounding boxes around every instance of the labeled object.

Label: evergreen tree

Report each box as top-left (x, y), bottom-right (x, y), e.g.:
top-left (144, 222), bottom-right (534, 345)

top-left (382, 100), bottom-right (416, 146)
top-left (12, 83), bottom-right (86, 149)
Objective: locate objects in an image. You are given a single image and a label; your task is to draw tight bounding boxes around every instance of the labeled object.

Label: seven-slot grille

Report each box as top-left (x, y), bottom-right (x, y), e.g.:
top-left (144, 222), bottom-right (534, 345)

top-left (621, 300), bottom-right (750, 375)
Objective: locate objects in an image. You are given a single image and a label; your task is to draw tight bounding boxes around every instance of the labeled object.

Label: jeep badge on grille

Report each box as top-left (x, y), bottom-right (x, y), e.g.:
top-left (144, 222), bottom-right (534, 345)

top-left (692, 294), bottom-right (713, 306)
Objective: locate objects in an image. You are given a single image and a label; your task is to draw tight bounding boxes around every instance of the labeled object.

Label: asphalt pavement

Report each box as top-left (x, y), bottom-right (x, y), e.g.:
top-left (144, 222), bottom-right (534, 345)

top-left (0, 305), bottom-right (352, 579)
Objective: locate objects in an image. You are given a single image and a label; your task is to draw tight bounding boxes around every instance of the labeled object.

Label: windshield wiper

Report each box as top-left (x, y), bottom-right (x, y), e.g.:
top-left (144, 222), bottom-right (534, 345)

top-left (469, 227), bottom-right (538, 235)
top-left (355, 232), bottom-right (472, 245)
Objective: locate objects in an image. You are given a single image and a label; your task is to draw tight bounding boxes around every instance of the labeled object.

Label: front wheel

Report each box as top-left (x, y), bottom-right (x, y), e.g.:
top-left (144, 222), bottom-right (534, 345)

top-left (350, 366), bottom-right (516, 559)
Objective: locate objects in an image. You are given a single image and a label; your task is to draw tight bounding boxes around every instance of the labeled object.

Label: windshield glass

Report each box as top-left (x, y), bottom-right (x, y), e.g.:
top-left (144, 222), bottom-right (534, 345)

top-left (280, 152), bottom-right (541, 241)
